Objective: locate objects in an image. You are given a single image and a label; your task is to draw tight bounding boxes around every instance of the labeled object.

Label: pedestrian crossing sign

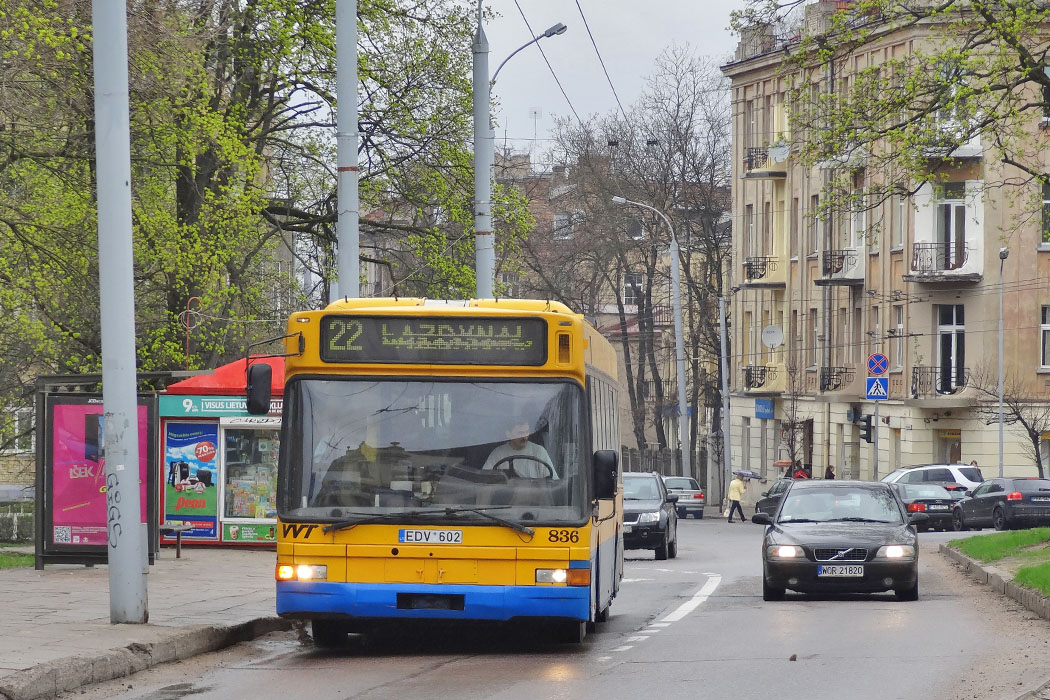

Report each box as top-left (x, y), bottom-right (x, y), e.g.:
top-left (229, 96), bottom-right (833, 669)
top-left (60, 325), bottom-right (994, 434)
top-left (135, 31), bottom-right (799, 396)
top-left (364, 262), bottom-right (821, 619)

top-left (865, 377), bottom-right (888, 400)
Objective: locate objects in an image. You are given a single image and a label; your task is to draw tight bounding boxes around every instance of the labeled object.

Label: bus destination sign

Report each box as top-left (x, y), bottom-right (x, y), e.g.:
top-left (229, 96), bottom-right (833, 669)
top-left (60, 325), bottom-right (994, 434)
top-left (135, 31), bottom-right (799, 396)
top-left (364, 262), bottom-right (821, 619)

top-left (320, 315), bottom-right (548, 365)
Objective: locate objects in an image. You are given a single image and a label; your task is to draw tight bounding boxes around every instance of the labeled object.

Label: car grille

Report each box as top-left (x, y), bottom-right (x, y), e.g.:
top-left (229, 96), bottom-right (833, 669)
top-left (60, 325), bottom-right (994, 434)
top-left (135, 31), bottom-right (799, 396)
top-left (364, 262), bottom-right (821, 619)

top-left (814, 547), bottom-right (867, 562)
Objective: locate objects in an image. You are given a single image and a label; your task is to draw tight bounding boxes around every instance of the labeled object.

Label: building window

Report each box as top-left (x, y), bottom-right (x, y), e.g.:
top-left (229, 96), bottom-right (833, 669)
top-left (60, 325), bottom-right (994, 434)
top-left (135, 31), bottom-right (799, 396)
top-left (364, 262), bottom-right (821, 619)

top-left (935, 183), bottom-right (966, 269)
top-left (0, 407), bottom-right (33, 454)
top-left (553, 212), bottom-right (573, 239)
top-left (850, 172), bottom-right (866, 249)
top-left (500, 271), bottom-right (519, 298)
top-left (790, 197), bottom-right (799, 258)
top-left (870, 306), bottom-right (879, 357)
top-left (893, 305), bottom-right (904, 368)
top-left (1042, 184), bottom-right (1050, 245)
top-left (893, 194), bottom-right (905, 249)
top-left (809, 195), bottom-right (820, 254)
top-left (1042, 306), bottom-right (1050, 368)
top-left (744, 204), bottom-right (754, 259)
top-left (936, 304), bottom-right (965, 392)
top-left (809, 307), bottom-right (819, 367)
top-left (622, 272), bottom-right (643, 306)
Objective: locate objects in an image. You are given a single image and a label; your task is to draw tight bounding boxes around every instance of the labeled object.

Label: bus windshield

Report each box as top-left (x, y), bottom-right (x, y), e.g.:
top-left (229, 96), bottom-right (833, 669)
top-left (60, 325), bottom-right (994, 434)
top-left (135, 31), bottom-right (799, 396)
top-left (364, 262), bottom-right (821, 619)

top-left (280, 378), bottom-right (587, 524)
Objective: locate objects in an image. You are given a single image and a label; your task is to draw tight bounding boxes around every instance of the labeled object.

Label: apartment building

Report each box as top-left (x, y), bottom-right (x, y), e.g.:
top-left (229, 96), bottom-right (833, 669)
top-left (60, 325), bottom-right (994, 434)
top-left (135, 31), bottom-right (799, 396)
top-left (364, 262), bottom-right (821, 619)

top-left (722, 1), bottom-right (1050, 482)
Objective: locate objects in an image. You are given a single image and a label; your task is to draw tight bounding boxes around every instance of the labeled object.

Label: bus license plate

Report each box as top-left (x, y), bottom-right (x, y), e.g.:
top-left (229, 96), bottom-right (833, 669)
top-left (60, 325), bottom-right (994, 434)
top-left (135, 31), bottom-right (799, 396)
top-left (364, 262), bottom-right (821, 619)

top-left (398, 529), bottom-right (463, 544)
top-left (817, 565), bottom-right (863, 577)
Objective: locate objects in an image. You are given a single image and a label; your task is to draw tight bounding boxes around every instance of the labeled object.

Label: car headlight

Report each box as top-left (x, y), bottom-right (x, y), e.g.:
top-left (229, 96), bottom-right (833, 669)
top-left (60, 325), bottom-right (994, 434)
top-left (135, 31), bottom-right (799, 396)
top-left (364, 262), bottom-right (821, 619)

top-left (875, 545), bottom-right (916, 560)
top-left (636, 512), bottom-right (660, 523)
top-left (766, 545), bottom-right (802, 559)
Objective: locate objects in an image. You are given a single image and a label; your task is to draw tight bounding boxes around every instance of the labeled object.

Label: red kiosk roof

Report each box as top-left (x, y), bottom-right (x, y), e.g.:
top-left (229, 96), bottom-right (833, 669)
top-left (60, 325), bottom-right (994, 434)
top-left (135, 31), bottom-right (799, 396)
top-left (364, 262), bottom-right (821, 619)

top-left (165, 357), bottom-right (285, 396)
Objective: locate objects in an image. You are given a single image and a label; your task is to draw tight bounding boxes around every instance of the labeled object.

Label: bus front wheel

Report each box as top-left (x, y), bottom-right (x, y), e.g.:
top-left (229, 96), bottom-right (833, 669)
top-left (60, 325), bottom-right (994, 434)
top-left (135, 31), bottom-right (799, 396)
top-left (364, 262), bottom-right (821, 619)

top-left (555, 620), bottom-right (586, 644)
top-left (312, 619), bottom-right (347, 648)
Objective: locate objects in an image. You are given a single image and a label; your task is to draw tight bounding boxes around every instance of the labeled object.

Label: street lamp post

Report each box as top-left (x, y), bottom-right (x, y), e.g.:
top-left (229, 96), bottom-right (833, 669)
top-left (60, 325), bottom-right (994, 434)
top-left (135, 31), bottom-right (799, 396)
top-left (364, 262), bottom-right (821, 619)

top-left (999, 247), bottom-right (1008, 477)
top-left (473, 6), bottom-right (566, 298)
top-left (612, 196), bottom-right (691, 478)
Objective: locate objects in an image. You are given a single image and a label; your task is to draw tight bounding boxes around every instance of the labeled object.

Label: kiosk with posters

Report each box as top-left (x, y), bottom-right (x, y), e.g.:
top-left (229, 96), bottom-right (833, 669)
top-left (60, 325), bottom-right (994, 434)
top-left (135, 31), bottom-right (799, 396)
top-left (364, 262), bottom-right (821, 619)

top-left (159, 358), bottom-right (282, 546)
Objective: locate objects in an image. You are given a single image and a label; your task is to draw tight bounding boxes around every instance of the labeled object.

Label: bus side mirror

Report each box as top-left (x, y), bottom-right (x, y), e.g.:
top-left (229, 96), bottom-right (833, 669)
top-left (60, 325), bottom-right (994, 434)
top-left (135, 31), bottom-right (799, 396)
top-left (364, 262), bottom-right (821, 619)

top-left (593, 450), bottom-right (618, 500)
top-left (246, 363), bottom-right (272, 415)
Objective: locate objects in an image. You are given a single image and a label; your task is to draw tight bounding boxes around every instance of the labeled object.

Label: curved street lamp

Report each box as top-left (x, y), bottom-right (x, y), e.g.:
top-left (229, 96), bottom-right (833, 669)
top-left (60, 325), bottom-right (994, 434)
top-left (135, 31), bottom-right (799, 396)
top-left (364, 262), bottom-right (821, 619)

top-left (611, 196), bottom-right (691, 478)
top-left (473, 5), bottom-right (567, 297)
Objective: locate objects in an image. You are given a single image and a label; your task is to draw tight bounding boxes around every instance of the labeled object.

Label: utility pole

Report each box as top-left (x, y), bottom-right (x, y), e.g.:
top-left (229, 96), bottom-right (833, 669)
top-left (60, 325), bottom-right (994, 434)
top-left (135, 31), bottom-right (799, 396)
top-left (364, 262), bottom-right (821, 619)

top-left (472, 7), bottom-right (494, 298)
top-left (335, 0), bottom-right (360, 299)
top-left (92, 0), bottom-right (148, 623)
top-left (719, 296), bottom-right (732, 505)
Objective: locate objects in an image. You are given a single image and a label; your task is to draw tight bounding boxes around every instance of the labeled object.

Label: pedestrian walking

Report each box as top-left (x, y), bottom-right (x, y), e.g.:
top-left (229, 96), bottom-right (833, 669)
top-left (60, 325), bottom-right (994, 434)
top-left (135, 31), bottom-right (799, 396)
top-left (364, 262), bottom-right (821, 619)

top-left (727, 473), bottom-right (747, 523)
top-left (824, 465), bottom-right (836, 480)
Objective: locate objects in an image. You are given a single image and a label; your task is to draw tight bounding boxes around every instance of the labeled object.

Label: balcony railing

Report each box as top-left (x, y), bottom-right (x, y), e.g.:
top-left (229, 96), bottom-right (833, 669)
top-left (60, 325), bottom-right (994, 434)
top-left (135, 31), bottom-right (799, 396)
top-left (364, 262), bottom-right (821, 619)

top-left (819, 366), bottom-right (855, 392)
top-left (744, 365), bottom-right (778, 390)
top-left (911, 242), bottom-right (969, 274)
top-left (744, 256), bottom-right (778, 281)
top-left (822, 249), bottom-right (858, 277)
top-left (743, 147), bottom-right (769, 171)
top-left (911, 366), bottom-right (970, 397)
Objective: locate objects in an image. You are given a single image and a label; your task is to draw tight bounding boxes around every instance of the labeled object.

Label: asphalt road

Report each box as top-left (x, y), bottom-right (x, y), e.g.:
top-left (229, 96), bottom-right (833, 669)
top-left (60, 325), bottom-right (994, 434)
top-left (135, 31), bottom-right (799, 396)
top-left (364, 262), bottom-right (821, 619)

top-left (64, 517), bottom-right (1050, 700)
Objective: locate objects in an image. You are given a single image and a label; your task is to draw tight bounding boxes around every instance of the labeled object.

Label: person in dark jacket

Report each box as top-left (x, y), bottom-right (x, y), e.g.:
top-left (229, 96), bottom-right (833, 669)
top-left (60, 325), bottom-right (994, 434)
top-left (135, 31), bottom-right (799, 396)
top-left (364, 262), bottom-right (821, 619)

top-left (824, 465), bottom-right (835, 480)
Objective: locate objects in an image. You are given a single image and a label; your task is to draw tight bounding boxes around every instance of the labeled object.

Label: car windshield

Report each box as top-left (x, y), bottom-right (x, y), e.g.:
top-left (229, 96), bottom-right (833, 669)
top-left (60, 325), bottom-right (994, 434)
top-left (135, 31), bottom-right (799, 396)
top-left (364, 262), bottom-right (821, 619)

top-left (778, 486), bottom-right (903, 523)
top-left (624, 476), bottom-right (661, 500)
top-left (900, 484), bottom-right (951, 499)
top-left (665, 477), bottom-right (699, 490)
top-left (279, 378), bottom-right (586, 524)
top-left (958, 467), bottom-right (983, 483)
top-left (880, 470), bottom-right (907, 483)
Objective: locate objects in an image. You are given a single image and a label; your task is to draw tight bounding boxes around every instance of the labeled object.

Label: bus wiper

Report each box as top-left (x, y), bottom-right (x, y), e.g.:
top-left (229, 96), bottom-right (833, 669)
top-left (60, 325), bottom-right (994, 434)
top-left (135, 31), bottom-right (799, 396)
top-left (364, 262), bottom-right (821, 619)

top-left (322, 510), bottom-right (417, 533)
top-left (441, 506), bottom-right (535, 536)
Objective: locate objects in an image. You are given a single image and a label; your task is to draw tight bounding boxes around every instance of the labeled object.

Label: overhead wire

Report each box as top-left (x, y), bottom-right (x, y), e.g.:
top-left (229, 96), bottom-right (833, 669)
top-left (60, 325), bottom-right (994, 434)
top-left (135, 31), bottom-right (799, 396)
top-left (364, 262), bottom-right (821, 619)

top-left (512, 0), bottom-right (583, 125)
top-left (573, 0), bottom-right (630, 123)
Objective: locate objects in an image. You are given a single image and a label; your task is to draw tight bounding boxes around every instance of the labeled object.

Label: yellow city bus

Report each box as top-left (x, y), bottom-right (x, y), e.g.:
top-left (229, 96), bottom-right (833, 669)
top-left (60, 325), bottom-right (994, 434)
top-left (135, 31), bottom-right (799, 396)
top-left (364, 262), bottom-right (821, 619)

top-left (245, 298), bottom-right (623, 645)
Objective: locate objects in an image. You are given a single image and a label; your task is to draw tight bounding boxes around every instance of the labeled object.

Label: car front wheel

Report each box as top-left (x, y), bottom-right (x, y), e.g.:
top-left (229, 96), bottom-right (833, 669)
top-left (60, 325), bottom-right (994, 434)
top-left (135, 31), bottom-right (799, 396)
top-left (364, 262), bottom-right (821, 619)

top-left (762, 577), bottom-right (784, 601)
top-left (896, 580), bottom-right (919, 601)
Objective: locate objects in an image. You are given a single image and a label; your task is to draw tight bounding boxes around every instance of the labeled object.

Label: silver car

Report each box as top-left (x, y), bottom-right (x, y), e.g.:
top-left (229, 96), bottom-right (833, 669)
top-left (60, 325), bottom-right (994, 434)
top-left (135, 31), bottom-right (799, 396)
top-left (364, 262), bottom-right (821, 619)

top-left (663, 476), bottom-right (705, 519)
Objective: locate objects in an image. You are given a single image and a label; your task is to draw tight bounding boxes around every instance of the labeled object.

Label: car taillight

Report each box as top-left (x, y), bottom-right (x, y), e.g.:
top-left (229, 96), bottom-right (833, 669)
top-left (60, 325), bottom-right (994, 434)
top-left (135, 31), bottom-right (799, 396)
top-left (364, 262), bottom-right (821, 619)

top-left (1007, 492), bottom-right (1023, 501)
top-left (695, 494), bottom-right (704, 499)
top-left (907, 503), bottom-right (927, 512)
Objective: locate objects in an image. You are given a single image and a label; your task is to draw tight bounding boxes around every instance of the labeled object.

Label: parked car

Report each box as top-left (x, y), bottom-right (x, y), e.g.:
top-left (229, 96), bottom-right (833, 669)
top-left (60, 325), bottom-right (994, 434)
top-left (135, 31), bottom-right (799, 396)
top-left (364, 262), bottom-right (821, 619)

top-left (752, 480), bottom-right (924, 601)
top-left (754, 478), bottom-right (793, 518)
top-left (663, 476), bottom-right (705, 519)
top-left (880, 464), bottom-right (984, 493)
top-left (952, 478), bottom-right (1050, 531)
top-left (890, 483), bottom-right (956, 532)
top-left (623, 472), bottom-right (678, 560)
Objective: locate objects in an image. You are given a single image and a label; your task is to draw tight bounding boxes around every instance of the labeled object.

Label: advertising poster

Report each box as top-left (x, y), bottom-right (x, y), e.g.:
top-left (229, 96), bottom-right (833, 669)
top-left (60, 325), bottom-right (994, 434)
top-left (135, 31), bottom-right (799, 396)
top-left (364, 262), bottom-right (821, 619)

top-left (163, 422), bottom-right (220, 539)
top-left (50, 402), bottom-right (150, 547)
top-left (222, 522), bottom-right (276, 543)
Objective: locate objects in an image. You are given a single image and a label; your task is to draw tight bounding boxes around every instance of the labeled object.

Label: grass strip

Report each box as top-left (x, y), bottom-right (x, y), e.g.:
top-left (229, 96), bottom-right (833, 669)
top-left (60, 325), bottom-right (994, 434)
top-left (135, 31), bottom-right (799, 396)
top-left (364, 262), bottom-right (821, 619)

top-left (1015, 562), bottom-right (1050, 597)
top-left (0, 549), bottom-right (33, 570)
top-left (950, 528), bottom-right (1050, 563)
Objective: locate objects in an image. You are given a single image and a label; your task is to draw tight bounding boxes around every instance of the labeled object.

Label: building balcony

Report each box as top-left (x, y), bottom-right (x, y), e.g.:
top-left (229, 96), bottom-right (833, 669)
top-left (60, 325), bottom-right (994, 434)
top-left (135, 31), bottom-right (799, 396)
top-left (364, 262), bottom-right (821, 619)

top-left (742, 363), bottom-right (786, 395)
top-left (814, 247), bottom-right (864, 286)
top-left (907, 366), bottom-right (976, 408)
top-left (922, 128), bottom-right (982, 160)
top-left (742, 255), bottom-right (786, 288)
top-left (902, 242), bottom-right (982, 284)
top-left (741, 146), bottom-right (787, 179)
top-left (819, 366), bottom-right (856, 393)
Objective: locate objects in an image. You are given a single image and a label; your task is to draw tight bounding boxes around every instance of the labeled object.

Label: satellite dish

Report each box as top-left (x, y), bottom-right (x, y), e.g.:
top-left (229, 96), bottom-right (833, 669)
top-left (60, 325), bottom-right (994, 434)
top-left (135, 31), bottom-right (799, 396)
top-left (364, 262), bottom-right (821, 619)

top-left (761, 325), bottom-right (784, 349)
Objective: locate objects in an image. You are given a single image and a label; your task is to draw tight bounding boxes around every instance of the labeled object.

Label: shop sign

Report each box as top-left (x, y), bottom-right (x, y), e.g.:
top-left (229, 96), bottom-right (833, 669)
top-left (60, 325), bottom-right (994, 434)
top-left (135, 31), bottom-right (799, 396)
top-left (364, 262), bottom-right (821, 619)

top-left (224, 522), bottom-right (276, 542)
top-left (937, 429), bottom-right (961, 439)
top-left (160, 395), bottom-right (283, 417)
top-left (755, 398), bottom-right (774, 419)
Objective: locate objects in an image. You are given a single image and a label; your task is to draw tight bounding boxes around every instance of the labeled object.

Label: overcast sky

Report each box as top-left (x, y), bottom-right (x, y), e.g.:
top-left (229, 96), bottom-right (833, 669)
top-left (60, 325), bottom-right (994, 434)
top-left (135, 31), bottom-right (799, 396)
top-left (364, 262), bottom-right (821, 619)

top-left (484, 0), bottom-right (744, 162)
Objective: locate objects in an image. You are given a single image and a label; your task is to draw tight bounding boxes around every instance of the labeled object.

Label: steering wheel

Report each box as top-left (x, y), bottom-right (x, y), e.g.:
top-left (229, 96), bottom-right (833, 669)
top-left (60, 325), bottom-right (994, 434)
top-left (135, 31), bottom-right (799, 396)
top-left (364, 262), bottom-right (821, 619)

top-left (491, 455), bottom-right (554, 479)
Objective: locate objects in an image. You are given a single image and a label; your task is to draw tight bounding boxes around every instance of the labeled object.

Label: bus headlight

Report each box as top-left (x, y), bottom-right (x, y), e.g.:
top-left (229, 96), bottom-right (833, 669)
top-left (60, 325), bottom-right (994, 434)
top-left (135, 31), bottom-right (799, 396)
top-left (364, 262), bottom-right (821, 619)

top-left (276, 564), bottom-right (328, 581)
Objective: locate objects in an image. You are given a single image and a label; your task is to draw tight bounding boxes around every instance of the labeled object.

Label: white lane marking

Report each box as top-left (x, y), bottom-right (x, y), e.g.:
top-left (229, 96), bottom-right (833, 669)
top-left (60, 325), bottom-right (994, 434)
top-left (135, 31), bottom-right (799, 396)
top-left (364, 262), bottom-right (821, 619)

top-left (660, 574), bottom-right (722, 623)
top-left (626, 635), bottom-right (649, 642)
top-left (644, 627), bottom-right (663, 634)
top-left (611, 645), bottom-right (634, 652)
top-left (648, 622), bottom-right (671, 628)
top-left (597, 656), bottom-right (612, 662)
top-left (621, 578), bottom-right (654, 583)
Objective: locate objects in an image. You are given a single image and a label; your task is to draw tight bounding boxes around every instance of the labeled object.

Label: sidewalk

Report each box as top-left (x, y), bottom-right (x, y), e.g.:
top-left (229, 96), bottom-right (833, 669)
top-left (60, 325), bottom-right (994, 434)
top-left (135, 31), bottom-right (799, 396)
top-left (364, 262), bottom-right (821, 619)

top-left (0, 546), bottom-right (287, 700)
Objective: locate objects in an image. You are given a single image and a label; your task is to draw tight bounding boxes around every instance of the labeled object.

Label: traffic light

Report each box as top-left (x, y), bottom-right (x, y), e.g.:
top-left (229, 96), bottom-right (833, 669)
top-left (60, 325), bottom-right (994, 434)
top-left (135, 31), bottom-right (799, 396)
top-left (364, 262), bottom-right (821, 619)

top-left (859, 414), bottom-right (873, 444)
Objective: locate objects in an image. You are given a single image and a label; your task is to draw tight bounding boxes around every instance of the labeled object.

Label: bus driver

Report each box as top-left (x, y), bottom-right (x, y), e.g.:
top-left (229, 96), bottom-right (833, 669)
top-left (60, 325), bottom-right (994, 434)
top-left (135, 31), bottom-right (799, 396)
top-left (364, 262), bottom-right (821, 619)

top-left (482, 420), bottom-right (558, 479)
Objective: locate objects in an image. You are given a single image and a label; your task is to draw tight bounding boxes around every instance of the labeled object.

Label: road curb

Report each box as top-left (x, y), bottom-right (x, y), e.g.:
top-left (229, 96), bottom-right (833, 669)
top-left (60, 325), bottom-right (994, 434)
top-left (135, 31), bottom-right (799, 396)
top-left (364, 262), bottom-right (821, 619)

top-left (0, 617), bottom-right (291, 700)
top-left (939, 543), bottom-right (1050, 621)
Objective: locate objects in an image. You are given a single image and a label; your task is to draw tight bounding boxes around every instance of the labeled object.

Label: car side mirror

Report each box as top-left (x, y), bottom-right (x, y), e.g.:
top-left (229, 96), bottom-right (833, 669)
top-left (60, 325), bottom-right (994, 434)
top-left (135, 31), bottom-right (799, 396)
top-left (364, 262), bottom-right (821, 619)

top-left (667, 494), bottom-right (679, 504)
top-left (762, 491), bottom-right (769, 497)
top-left (592, 450), bottom-right (618, 500)
top-left (245, 363), bottom-right (272, 415)
top-left (752, 512), bottom-right (772, 525)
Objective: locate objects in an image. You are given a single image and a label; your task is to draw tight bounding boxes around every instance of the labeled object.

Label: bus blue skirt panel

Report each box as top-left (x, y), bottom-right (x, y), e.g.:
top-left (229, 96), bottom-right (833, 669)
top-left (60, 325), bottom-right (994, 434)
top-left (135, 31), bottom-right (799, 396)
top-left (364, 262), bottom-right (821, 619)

top-left (277, 581), bottom-right (589, 621)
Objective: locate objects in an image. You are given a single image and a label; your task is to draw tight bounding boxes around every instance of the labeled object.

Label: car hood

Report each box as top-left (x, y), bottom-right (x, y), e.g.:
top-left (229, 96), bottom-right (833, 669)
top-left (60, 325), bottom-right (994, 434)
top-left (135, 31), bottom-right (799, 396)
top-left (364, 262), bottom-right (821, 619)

top-left (765, 521), bottom-right (916, 548)
top-left (624, 499), bottom-right (664, 514)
